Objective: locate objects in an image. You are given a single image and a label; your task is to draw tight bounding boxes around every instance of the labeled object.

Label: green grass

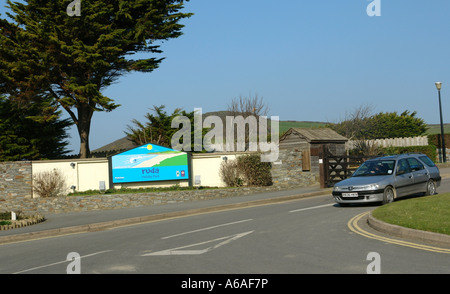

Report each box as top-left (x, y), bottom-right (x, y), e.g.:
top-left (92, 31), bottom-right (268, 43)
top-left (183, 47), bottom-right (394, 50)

top-left (372, 193), bottom-right (450, 235)
top-left (425, 124), bottom-right (450, 135)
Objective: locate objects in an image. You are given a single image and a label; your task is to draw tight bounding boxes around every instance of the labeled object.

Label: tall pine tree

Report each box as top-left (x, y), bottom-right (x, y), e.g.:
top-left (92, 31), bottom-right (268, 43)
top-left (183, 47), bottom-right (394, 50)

top-left (0, 95), bottom-right (72, 161)
top-left (0, 0), bottom-right (192, 158)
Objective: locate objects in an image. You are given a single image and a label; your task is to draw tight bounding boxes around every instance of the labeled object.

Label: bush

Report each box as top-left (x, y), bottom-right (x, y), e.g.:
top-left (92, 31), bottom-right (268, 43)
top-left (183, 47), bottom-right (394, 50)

top-left (0, 210), bottom-right (25, 220)
top-left (381, 145), bottom-right (437, 162)
top-left (220, 153), bottom-right (273, 187)
top-left (33, 169), bottom-right (67, 197)
top-left (349, 140), bottom-right (383, 156)
top-left (219, 160), bottom-right (243, 187)
top-left (237, 154), bottom-right (273, 186)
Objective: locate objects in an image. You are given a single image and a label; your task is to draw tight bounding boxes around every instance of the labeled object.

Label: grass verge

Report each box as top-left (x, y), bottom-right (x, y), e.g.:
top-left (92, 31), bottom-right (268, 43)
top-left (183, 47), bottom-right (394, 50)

top-left (372, 193), bottom-right (450, 235)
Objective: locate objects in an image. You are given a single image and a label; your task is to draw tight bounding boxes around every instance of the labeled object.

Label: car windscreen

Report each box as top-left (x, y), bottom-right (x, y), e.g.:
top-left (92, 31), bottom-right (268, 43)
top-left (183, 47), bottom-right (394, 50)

top-left (352, 160), bottom-right (396, 177)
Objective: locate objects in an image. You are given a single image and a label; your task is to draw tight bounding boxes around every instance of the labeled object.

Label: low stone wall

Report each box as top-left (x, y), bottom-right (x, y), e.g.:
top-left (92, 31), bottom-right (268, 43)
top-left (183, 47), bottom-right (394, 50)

top-left (0, 161), bottom-right (32, 199)
top-left (1, 150), bottom-right (319, 215)
top-left (0, 215), bottom-right (45, 231)
top-left (1, 183), bottom-right (317, 215)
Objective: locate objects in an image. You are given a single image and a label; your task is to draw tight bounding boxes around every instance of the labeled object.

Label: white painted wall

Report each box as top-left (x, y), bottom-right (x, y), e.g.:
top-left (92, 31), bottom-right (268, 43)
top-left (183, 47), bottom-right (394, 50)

top-left (32, 158), bottom-right (109, 197)
top-left (31, 152), bottom-right (248, 195)
top-left (191, 153), bottom-right (239, 187)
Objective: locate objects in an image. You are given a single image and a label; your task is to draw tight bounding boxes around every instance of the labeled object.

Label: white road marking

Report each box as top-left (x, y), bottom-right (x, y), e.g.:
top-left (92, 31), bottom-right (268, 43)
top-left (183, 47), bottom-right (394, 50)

top-left (12, 250), bottom-right (112, 274)
top-left (289, 203), bottom-right (334, 213)
top-left (161, 219), bottom-right (253, 239)
top-left (142, 231), bottom-right (254, 256)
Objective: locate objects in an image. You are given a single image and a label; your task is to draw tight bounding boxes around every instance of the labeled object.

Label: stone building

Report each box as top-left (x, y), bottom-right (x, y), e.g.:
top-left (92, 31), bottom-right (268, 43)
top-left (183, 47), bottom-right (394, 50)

top-left (271, 128), bottom-right (348, 186)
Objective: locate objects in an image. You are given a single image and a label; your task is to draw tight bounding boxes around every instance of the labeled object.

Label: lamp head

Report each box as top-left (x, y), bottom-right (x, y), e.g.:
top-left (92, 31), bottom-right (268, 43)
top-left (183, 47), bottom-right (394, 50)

top-left (436, 82), bottom-right (442, 91)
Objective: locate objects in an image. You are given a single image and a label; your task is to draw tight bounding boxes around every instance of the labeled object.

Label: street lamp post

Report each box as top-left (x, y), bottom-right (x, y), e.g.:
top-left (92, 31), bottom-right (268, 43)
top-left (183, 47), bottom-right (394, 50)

top-left (436, 82), bottom-right (446, 163)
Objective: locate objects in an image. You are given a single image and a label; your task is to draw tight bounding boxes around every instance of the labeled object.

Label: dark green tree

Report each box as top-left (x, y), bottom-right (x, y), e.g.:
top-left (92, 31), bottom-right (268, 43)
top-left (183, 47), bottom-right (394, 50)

top-left (126, 105), bottom-right (185, 147)
top-left (366, 110), bottom-right (428, 139)
top-left (126, 105), bottom-right (202, 151)
top-left (328, 106), bottom-right (428, 140)
top-left (0, 0), bottom-right (192, 158)
top-left (0, 95), bottom-right (72, 161)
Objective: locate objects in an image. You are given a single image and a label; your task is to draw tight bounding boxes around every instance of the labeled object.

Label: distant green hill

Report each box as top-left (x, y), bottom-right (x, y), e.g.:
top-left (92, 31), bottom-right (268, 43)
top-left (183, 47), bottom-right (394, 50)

top-left (278, 120), bottom-right (327, 135)
top-left (278, 122), bottom-right (450, 136)
top-left (204, 111), bottom-right (328, 135)
top-left (425, 124), bottom-right (450, 135)
top-left (279, 121), bottom-right (450, 136)
top-left (94, 119), bottom-right (450, 154)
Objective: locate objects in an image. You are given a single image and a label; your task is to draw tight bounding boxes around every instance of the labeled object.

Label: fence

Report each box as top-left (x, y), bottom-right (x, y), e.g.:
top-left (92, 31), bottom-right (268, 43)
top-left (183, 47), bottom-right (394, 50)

top-left (346, 136), bottom-right (428, 150)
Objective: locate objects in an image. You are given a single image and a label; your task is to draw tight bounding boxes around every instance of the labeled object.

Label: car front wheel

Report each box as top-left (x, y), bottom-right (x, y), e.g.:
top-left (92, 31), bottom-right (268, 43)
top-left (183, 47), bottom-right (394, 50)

top-left (382, 186), bottom-right (395, 205)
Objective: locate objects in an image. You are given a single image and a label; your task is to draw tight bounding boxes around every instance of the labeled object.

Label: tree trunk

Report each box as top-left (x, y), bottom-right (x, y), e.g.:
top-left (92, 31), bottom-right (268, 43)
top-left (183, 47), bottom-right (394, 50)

top-left (76, 103), bottom-right (94, 158)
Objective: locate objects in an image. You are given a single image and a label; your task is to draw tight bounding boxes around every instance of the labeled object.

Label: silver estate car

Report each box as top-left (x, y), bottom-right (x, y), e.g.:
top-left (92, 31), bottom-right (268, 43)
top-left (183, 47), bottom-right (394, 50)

top-left (332, 153), bottom-right (441, 206)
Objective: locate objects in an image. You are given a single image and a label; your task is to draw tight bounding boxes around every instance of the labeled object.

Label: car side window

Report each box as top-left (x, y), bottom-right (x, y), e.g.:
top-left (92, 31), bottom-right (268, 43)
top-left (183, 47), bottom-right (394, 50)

top-left (396, 159), bottom-right (411, 175)
top-left (407, 158), bottom-right (424, 172)
top-left (419, 156), bottom-right (435, 167)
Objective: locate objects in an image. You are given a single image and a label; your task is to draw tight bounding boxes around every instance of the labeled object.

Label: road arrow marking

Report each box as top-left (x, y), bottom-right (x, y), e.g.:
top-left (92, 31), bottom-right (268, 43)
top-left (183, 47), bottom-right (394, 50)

top-left (142, 231), bottom-right (254, 256)
top-left (162, 219), bottom-right (253, 240)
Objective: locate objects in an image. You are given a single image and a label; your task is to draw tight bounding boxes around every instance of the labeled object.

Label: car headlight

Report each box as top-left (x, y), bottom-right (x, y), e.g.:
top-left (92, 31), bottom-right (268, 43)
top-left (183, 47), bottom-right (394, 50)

top-left (333, 186), bottom-right (341, 191)
top-left (358, 184), bottom-right (380, 191)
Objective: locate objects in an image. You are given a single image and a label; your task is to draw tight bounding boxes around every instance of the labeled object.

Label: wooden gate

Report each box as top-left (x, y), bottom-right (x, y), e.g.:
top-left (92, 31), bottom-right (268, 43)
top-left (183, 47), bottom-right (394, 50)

top-left (319, 145), bottom-right (372, 188)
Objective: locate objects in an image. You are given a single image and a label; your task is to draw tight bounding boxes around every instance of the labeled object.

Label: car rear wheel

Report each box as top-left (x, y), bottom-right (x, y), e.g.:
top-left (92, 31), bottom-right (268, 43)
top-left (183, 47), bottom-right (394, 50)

top-left (382, 186), bottom-right (395, 205)
top-left (425, 180), bottom-right (436, 196)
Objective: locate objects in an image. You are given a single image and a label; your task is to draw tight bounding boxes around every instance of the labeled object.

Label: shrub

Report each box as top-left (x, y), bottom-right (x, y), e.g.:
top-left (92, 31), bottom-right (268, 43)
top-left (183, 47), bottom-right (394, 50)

top-left (0, 210), bottom-right (24, 220)
top-left (236, 154), bottom-right (272, 187)
top-left (33, 169), bottom-right (67, 197)
top-left (349, 140), bottom-right (383, 156)
top-left (220, 153), bottom-right (273, 187)
top-left (219, 160), bottom-right (243, 187)
top-left (381, 145), bottom-right (437, 162)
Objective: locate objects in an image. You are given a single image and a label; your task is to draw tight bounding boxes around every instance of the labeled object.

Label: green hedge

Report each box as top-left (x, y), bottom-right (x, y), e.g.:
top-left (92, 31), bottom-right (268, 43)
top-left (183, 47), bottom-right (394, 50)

top-left (427, 134), bottom-right (450, 148)
top-left (381, 145), bottom-right (437, 162)
top-left (236, 154), bottom-right (273, 186)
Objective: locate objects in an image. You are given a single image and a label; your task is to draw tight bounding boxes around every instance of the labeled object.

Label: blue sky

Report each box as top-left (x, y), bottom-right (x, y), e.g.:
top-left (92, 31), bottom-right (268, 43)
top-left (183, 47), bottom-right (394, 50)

top-left (2, 1), bottom-right (450, 153)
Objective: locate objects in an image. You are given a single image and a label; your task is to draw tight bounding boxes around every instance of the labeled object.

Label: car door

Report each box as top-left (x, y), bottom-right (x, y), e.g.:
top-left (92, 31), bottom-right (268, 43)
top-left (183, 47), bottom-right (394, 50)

top-left (407, 157), bottom-right (429, 193)
top-left (394, 159), bottom-right (414, 197)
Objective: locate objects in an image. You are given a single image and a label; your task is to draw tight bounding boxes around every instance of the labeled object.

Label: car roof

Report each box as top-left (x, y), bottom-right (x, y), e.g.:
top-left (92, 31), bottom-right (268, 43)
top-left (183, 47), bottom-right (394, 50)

top-left (366, 153), bottom-right (427, 162)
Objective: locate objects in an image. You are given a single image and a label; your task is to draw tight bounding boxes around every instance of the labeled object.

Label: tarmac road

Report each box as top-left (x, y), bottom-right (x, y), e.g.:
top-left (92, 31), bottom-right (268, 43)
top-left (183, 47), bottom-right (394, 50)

top-left (0, 176), bottom-right (449, 274)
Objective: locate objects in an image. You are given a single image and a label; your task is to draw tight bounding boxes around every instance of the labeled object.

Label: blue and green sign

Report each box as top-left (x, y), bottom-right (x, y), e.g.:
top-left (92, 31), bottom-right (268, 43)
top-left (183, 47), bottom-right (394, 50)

top-left (111, 144), bottom-right (189, 184)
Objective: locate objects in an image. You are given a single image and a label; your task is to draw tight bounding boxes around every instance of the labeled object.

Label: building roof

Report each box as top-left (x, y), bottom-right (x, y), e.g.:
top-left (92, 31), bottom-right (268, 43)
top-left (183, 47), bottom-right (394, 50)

top-left (92, 136), bottom-right (138, 153)
top-left (280, 127), bottom-right (348, 143)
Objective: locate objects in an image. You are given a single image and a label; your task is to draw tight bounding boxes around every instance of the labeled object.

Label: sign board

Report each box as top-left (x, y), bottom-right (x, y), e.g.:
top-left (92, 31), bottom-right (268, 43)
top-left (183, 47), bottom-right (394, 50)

top-left (111, 143), bottom-right (189, 184)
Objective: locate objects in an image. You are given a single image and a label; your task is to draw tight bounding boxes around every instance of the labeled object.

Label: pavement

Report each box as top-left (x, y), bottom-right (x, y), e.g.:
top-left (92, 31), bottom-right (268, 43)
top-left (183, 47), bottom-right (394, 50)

top-left (1, 166), bottom-right (450, 246)
top-left (0, 185), bottom-right (332, 244)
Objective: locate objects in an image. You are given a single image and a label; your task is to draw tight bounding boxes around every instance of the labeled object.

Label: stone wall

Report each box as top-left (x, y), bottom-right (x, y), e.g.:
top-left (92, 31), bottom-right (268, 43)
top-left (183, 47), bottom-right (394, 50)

top-left (1, 184), bottom-right (313, 215)
top-left (1, 153), bottom-right (319, 215)
top-left (271, 148), bottom-right (318, 187)
top-left (0, 161), bottom-right (33, 200)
